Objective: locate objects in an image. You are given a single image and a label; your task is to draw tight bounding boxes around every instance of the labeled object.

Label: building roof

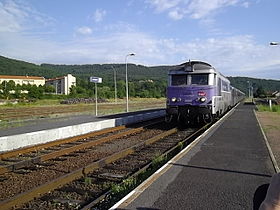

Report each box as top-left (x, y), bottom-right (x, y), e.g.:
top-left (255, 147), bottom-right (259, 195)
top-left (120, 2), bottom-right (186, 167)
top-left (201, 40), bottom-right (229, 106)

top-left (0, 75), bottom-right (45, 80)
top-left (46, 76), bottom-right (65, 82)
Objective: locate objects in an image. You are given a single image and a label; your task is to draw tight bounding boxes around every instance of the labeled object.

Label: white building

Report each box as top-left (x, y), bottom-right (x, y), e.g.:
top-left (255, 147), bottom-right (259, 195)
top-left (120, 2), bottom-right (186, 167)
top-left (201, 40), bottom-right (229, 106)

top-left (46, 74), bottom-right (76, 95)
top-left (0, 75), bottom-right (45, 86)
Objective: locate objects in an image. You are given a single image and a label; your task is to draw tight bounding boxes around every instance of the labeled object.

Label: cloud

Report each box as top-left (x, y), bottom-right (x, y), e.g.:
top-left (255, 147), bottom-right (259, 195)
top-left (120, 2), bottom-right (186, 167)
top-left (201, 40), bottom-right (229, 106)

top-left (146, 0), bottom-right (251, 20)
top-left (103, 21), bottom-right (136, 33)
top-left (0, 1), bottom-right (279, 79)
top-left (145, 0), bottom-right (182, 12)
top-left (0, 0), bottom-right (27, 32)
top-left (174, 36), bottom-right (280, 79)
top-left (92, 9), bottom-right (106, 23)
top-left (2, 25), bottom-right (280, 79)
top-left (168, 7), bottom-right (185, 20)
top-left (76, 26), bottom-right (93, 35)
top-left (187, 0), bottom-right (240, 19)
top-left (241, 1), bottom-right (250, 8)
top-left (0, 0), bottom-right (55, 33)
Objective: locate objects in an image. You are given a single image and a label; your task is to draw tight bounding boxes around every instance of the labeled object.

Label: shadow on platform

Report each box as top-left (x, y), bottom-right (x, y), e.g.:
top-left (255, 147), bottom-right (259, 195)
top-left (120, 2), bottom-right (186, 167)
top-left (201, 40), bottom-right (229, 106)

top-left (170, 163), bottom-right (272, 178)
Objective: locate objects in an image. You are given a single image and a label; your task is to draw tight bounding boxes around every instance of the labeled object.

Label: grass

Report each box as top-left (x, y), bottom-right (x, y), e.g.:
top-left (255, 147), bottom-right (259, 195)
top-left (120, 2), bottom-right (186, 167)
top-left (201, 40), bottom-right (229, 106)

top-left (0, 98), bottom-right (165, 108)
top-left (0, 98), bottom-right (166, 129)
top-left (257, 104), bottom-right (280, 113)
top-left (0, 99), bottom-right (62, 108)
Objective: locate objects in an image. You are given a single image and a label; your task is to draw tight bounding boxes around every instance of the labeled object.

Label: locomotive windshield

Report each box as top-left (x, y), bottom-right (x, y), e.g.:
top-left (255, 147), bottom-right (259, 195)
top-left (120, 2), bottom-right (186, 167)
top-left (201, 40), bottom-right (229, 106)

top-left (171, 75), bottom-right (187, 86)
top-left (190, 74), bottom-right (208, 85)
top-left (170, 73), bottom-right (211, 86)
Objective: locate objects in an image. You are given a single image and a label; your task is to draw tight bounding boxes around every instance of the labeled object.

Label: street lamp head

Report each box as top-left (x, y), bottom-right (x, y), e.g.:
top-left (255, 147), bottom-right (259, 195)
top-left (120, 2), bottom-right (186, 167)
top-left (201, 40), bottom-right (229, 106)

top-left (128, 53), bottom-right (135, 56)
top-left (270, 42), bottom-right (279, 46)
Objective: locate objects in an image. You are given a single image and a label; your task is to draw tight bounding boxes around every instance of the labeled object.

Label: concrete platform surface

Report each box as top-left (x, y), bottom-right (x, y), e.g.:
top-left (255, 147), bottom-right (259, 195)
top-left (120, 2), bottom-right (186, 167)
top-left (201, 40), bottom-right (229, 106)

top-left (0, 109), bottom-right (165, 152)
top-left (113, 104), bottom-right (275, 210)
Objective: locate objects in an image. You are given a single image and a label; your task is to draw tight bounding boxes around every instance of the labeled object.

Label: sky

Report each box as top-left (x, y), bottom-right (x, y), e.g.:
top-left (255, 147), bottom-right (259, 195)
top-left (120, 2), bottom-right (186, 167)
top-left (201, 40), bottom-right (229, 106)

top-left (0, 0), bottom-right (280, 79)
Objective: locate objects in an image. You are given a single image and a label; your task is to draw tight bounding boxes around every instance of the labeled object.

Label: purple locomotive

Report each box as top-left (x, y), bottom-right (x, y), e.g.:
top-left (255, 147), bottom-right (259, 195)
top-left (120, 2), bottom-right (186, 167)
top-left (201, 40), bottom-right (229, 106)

top-left (166, 60), bottom-right (244, 124)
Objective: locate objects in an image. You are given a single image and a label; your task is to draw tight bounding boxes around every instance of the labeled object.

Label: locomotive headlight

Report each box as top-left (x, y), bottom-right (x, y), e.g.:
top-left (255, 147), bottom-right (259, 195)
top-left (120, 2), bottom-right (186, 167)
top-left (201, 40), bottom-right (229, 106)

top-left (177, 97), bottom-right (182, 102)
top-left (199, 97), bottom-right (207, 103)
top-left (171, 97), bottom-right (177, 102)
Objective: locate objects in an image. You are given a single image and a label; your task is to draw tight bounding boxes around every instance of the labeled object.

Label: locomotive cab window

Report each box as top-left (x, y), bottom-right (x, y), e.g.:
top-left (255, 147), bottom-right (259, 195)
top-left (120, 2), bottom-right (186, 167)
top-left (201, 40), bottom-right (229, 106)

top-left (171, 75), bottom-right (187, 86)
top-left (190, 74), bottom-right (209, 85)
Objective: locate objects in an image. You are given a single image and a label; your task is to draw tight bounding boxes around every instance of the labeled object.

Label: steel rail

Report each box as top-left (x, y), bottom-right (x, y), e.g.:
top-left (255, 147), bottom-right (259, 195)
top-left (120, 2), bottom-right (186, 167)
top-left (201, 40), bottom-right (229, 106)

top-left (0, 127), bottom-right (178, 209)
top-left (81, 124), bottom-right (210, 209)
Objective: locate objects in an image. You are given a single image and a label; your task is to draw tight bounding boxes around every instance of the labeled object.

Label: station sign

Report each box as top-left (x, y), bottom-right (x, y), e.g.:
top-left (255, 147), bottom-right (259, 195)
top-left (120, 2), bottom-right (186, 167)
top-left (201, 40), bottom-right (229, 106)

top-left (90, 77), bottom-right (102, 83)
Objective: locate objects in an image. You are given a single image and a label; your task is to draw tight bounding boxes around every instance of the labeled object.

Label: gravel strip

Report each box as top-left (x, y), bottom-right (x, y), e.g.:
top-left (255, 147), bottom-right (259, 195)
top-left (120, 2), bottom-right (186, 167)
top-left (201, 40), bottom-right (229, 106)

top-left (255, 111), bottom-right (280, 170)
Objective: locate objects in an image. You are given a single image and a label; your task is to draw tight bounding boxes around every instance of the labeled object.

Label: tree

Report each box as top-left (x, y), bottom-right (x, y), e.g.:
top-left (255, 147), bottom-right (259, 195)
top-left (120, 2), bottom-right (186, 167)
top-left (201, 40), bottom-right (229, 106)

top-left (28, 85), bottom-right (43, 99)
top-left (1, 81), bottom-right (15, 99)
top-left (69, 86), bottom-right (78, 97)
top-left (98, 86), bottom-right (113, 98)
top-left (255, 86), bottom-right (266, 98)
top-left (117, 80), bottom-right (126, 98)
top-left (76, 86), bottom-right (87, 95)
top-left (14, 84), bottom-right (22, 99)
top-left (44, 85), bottom-right (55, 93)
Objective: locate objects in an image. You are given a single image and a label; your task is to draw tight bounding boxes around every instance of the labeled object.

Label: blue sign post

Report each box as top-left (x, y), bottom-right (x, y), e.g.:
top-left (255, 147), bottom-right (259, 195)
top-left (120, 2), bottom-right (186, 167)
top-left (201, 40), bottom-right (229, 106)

top-left (90, 77), bottom-right (102, 116)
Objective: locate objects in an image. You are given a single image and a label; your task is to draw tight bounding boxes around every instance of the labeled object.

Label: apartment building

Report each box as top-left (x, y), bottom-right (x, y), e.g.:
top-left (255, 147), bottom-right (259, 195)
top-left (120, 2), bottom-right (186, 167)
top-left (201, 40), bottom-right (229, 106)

top-left (0, 75), bottom-right (45, 86)
top-left (46, 74), bottom-right (76, 95)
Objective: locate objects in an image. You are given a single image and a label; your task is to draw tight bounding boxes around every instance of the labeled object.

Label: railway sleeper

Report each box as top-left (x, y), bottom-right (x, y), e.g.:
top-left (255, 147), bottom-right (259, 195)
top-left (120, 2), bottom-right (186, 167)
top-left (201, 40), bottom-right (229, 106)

top-left (52, 157), bottom-right (68, 161)
top-left (0, 175), bottom-right (8, 182)
top-left (73, 149), bottom-right (91, 154)
top-left (47, 146), bottom-right (64, 151)
top-left (18, 153), bottom-right (38, 158)
top-left (62, 153), bottom-right (80, 157)
top-left (36, 149), bottom-right (53, 154)
top-left (0, 161), bottom-right (9, 166)
top-left (92, 173), bottom-right (126, 182)
top-left (36, 161), bottom-right (55, 167)
top-left (1, 157), bottom-right (21, 162)
top-left (13, 168), bottom-right (34, 174)
top-left (52, 198), bottom-right (83, 207)
top-left (93, 167), bottom-right (129, 176)
top-left (58, 185), bottom-right (93, 196)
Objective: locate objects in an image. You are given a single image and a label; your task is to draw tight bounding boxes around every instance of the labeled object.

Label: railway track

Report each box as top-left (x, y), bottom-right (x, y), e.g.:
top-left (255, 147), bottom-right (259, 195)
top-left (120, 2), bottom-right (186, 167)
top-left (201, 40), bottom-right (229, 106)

top-left (0, 118), bottom-right (211, 209)
top-left (0, 117), bottom-right (165, 174)
top-left (0, 119), bottom-right (171, 204)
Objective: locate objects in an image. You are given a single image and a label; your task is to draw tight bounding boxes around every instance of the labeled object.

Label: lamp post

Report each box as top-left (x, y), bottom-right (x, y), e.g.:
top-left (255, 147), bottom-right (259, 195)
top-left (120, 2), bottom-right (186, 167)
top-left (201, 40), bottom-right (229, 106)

top-left (125, 53), bottom-right (135, 112)
top-left (268, 42), bottom-right (279, 109)
top-left (111, 66), bottom-right (117, 103)
top-left (247, 81), bottom-right (251, 98)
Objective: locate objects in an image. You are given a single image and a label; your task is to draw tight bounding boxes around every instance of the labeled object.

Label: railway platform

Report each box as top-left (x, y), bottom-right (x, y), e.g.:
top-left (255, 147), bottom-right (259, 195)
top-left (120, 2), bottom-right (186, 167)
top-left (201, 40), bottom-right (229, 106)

top-left (0, 109), bottom-right (165, 152)
top-left (112, 103), bottom-right (277, 210)
top-left (0, 109), bottom-right (163, 137)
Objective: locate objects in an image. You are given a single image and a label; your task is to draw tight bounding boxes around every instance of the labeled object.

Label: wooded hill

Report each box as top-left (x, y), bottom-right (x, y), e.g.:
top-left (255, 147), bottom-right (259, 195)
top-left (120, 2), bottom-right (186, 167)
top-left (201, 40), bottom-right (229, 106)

top-left (0, 56), bottom-right (59, 78)
top-left (1, 55), bottom-right (279, 96)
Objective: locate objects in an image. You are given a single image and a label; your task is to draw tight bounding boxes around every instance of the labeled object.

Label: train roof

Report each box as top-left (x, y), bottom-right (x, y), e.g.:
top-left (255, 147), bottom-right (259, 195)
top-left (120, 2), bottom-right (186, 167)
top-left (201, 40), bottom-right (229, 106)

top-left (169, 60), bottom-right (216, 74)
top-left (180, 60), bottom-right (212, 68)
top-left (168, 60), bottom-right (230, 82)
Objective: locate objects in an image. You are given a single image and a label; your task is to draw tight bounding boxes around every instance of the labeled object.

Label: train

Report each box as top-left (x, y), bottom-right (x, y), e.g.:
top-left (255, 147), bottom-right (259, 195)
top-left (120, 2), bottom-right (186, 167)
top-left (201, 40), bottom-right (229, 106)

top-left (165, 60), bottom-right (245, 125)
